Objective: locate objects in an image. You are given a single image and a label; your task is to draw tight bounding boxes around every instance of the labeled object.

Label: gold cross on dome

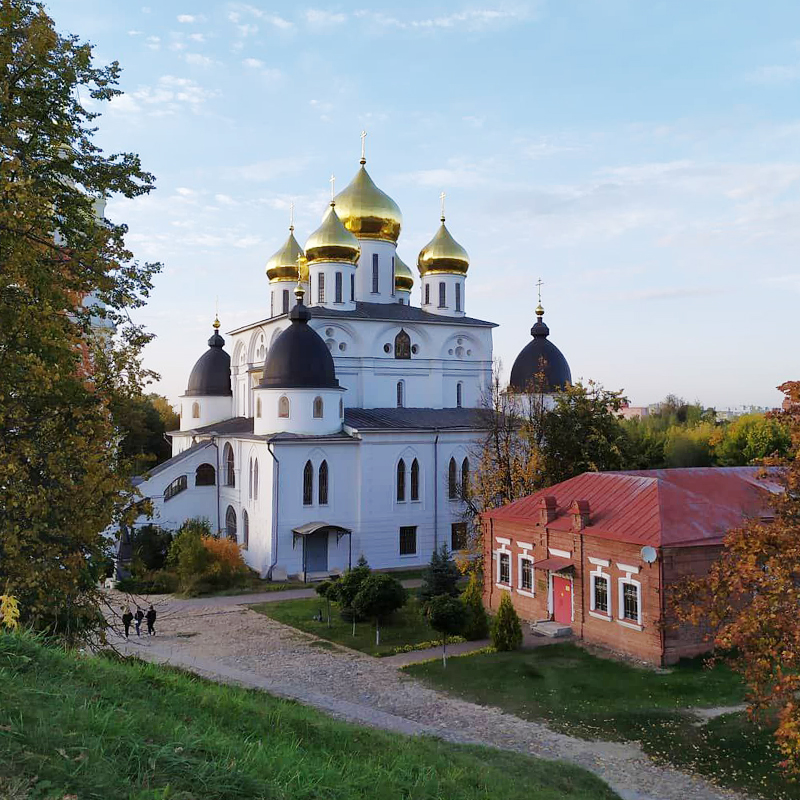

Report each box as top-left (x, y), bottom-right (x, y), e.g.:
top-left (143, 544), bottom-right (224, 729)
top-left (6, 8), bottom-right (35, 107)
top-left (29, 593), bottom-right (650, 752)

top-left (360, 130), bottom-right (367, 162)
top-left (329, 173), bottom-right (336, 201)
top-left (536, 277), bottom-right (544, 304)
top-left (440, 191), bottom-right (446, 221)
top-left (289, 201), bottom-right (294, 229)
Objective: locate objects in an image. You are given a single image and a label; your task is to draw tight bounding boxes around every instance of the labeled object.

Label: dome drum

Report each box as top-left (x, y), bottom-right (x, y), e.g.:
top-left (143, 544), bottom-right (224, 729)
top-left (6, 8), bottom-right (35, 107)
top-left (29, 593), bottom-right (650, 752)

top-left (253, 386), bottom-right (344, 436)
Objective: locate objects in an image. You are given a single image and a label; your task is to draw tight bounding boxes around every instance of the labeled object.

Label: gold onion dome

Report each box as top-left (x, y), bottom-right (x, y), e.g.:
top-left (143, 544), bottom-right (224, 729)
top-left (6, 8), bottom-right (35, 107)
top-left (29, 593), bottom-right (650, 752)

top-left (304, 202), bottom-right (361, 264)
top-left (417, 216), bottom-right (470, 276)
top-left (266, 226), bottom-right (304, 282)
top-left (333, 160), bottom-right (402, 243)
top-left (394, 254), bottom-right (414, 292)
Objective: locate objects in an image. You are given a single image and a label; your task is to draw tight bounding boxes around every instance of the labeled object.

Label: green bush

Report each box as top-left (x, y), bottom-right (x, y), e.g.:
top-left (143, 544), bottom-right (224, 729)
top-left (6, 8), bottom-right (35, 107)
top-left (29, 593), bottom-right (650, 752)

top-left (421, 543), bottom-right (461, 606)
top-left (115, 570), bottom-right (179, 594)
top-left (353, 573), bottom-right (408, 645)
top-left (331, 556), bottom-right (371, 621)
top-left (461, 573), bottom-right (490, 640)
top-left (491, 592), bottom-right (523, 651)
top-left (130, 524), bottom-right (173, 573)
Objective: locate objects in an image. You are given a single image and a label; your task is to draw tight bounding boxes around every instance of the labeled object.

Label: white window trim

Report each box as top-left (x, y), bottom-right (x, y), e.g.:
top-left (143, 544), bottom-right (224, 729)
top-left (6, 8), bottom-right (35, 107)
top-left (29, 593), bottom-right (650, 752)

top-left (518, 541), bottom-right (533, 551)
top-left (495, 545), bottom-right (512, 588)
top-left (548, 547), bottom-right (571, 558)
top-left (589, 566), bottom-right (612, 619)
top-left (495, 537), bottom-right (511, 545)
top-left (517, 552), bottom-right (535, 597)
top-left (399, 526), bottom-right (418, 558)
top-left (617, 562), bottom-right (640, 575)
top-left (589, 610), bottom-right (612, 622)
top-left (588, 556), bottom-right (610, 567)
top-left (618, 575), bottom-right (643, 628)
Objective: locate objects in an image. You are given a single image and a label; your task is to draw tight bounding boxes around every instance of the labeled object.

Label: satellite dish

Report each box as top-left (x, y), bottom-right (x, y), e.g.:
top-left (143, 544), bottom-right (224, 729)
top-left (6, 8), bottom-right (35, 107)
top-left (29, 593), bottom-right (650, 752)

top-left (641, 546), bottom-right (658, 564)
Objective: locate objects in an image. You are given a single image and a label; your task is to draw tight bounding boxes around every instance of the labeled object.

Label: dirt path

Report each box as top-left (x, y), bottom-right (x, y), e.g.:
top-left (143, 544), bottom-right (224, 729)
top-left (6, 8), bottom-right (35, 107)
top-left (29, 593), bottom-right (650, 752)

top-left (115, 600), bottom-right (752, 800)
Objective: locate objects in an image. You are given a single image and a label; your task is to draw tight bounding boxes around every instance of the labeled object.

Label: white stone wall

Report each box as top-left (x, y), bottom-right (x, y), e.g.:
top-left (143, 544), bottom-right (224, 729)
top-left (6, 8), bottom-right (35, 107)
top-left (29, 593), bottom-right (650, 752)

top-left (420, 272), bottom-right (467, 318)
top-left (178, 394), bottom-right (234, 432)
top-left (253, 387), bottom-right (345, 436)
top-left (307, 259), bottom-right (357, 311)
top-left (354, 239), bottom-right (398, 304)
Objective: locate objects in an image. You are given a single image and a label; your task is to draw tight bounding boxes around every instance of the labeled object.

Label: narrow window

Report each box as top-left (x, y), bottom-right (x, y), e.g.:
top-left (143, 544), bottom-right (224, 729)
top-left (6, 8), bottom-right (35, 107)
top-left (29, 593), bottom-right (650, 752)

top-left (318, 272), bottom-right (325, 303)
top-left (410, 459), bottom-right (419, 501)
top-left (521, 558), bottom-right (533, 591)
top-left (339, 397), bottom-right (343, 418)
top-left (622, 582), bottom-right (640, 622)
top-left (498, 552), bottom-right (510, 584)
top-left (391, 256), bottom-right (395, 297)
top-left (192, 402), bottom-right (200, 419)
top-left (461, 457), bottom-right (469, 499)
top-left (319, 460), bottom-right (329, 505)
top-left (396, 381), bottom-right (404, 408)
top-left (225, 505), bottom-right (237, 540)
top-left (396, 458), bottom-right (406, 502)
top-left (399, 526), bottom-right (417, 556)
top-left (372, 253), bottom-right (379, 293)
top-left (242, 509), bottom-right (249, 550)
top-left (456, 382), bottom-right (462, 408)
top-left (278, 395), bottom-right (290, 418)
top-left (424, 283), bottom-right (430, 305)
top-left (248, 457), bottom-right (253, 500)
top-left (398, 298), bottom-right (404, 305)
top-left (282, 289), bottom-right (289, 314)
top-left (455, 282), bottom-right (461, 312)
top-left (448, 457), bottom-right (457, 499)
top-left (350, 272), bottom-right (355, 301)
top-left (394, 329), bottom-right (411, 359)
top-left (438, 281), bottom-right (446, 308)
top-left (253, 459), bottom-right (259, 500)
top-left (303, 460), bottom-right (313, 505)
top-left (256, 397), bottom-right (262, 418)
top-left (335, 271), bottom-right (343, 303)
top-left (224, 443), bottom-right (235, 487)
top-left (270, 292), bottom-right (274, 317)
top-left (451, 522), bottom-right (467, 551)
top-left (593, 575), bottom-right (608, 614)
top-left (313, 396), bottom-right (324, 418)
top-left (195, 463), bottom-right (215, 486)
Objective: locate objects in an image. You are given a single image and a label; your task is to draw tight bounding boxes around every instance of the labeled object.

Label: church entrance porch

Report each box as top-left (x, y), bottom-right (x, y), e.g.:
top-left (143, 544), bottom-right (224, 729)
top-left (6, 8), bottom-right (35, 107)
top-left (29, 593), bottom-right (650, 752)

top-left (292, 522), bottom-right (352, 582)
top-left (305, 531), bottom-right (328, 573)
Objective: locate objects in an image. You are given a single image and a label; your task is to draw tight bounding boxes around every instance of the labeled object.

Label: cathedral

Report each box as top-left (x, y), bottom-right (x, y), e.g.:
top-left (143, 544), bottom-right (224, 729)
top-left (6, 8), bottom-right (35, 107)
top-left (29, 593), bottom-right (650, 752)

top-left (132, 147), bottom-right (572, 579)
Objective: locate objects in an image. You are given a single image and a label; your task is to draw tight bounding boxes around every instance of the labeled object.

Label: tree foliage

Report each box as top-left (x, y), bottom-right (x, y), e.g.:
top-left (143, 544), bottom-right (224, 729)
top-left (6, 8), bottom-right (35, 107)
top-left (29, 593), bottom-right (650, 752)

top-left (491, 592), bottom-right (523, 651)
top-left (672, 381), bottom-right (800, 771)
top-left (352, 573), bottom-right (407, 646)
top-left (421, 544), bottom-right (461, 605)
top-left (329, 556), bottom-right (371, 621)
top-left (0, 0), bottom-right (161, 640)
top-left (461, 573), bottom-right (490, 640)
top-left (425, 594), bottom-right (465, 666)
top-left (130, 524), bottom-right (173, 573)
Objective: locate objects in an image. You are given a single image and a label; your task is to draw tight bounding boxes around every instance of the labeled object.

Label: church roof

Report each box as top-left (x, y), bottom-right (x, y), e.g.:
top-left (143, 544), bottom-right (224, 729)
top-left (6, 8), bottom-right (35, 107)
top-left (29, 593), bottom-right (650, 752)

top-left (508, 306), bottom-right (571, 393)
top-left (344, 407), bottom-right (487, 430)
top-left (172, 416), bottom-right (356, 443)
top-left (185, 325), bottom-right (232, 397)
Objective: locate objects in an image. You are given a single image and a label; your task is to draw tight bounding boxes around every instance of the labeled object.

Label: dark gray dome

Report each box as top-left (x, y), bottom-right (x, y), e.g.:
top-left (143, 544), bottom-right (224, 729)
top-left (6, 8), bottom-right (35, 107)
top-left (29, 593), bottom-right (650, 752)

top-left (509, 314), bottom-right (571, 393)
top-left (185, 328), bottom-right (232, 397)
top-left (260, 296), bottom-right (339, 390)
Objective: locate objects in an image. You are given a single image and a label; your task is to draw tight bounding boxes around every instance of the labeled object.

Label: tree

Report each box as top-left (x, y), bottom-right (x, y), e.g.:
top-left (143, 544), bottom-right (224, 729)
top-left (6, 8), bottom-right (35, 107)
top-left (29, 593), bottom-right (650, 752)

top-left (0, 1), bottom-right (160, 640)
top-left (330, 556), bottom-right (371, 635)
top-left (167, 518), bottom-right (212, 590)
top-left (461, 572), bottom-right (490, 640)
top-left (712, 413), bottom-right (791, 466)
top-left (130, 524), bottom-right (173, 573)
top-left (426, 595), bottom-right (465, 667)
top-left (352, 573), bottom-right (407, 646)
top-left (315, 580), bottom-right (335, 627)
top-left (491, 592), bottom-right (523, 651)
top-left (420, 543), bottom-right (461, 605)
top-left (672, 381), bottom-right (800, 772)
top-left (114, 393), bottom-right (175, 473)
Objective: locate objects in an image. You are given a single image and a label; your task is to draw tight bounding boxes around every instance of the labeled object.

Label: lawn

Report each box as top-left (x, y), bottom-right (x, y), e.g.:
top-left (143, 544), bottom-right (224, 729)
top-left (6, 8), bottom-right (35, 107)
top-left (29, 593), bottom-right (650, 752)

top-left (406, 643), bottom-right (794, 800)
top-left (250, 592), bottom-right (439, 656)
top-left (0, 634), bottom-right (619, 800)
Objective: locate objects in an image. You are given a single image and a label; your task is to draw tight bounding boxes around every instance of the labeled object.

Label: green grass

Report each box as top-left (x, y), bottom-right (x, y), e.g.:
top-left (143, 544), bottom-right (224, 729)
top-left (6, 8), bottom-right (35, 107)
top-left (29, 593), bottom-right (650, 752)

top-left (251, 593), bottom-right (437, 656)
top-left (406, 643), bottom-right (795, 800)
top-left (0, 634), bottom-right (619, 800)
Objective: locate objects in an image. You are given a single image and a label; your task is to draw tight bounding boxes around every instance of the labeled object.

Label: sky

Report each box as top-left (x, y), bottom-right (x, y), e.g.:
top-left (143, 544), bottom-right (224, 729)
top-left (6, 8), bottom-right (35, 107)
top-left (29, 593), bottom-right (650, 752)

top-left (46, 0), bottom-right (800, 410)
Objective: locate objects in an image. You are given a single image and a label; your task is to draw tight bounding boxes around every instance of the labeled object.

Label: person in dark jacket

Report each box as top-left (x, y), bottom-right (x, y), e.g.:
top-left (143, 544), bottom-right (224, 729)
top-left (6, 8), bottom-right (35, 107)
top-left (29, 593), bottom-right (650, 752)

top-left (121, 606), bottom-right (133, 639)
top-left (145, 605), bottom-right (157, 636)
top-left (134, 606), bottom-right (144, 637)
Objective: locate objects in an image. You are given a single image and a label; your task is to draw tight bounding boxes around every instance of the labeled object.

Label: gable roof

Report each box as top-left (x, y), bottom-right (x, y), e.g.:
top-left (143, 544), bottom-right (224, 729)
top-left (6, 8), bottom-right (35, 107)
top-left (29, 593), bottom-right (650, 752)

top-left (344, 407), bottom-right (487, 431)
top-left (134, 440), bottom-right (213, 485)
top-left (483, 467), bottom-right (781, 548)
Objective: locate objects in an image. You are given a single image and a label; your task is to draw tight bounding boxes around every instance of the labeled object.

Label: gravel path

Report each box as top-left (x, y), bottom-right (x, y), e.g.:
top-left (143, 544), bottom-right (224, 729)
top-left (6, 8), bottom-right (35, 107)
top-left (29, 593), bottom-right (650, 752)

top-left (113, 598), bottom-right (753, 800)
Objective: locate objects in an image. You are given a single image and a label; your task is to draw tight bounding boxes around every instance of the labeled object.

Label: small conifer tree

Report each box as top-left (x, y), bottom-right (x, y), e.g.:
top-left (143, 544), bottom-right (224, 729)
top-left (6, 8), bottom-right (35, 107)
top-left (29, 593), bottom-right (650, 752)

top-left (491, 592), bottom-right (523, 651)
top-left (421, 544), bottom-right (461, 605)
top-left (461, 573), bottom-right (490, 640)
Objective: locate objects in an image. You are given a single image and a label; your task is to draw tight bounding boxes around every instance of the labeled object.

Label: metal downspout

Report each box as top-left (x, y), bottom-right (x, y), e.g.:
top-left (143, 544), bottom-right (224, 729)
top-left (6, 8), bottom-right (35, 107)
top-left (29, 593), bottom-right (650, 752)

top-left (210, 436), bottom-right (221, 535)
top-left (266, 441), bottom-right (280, 580)
top-left (433, 430), bottom-right (440, 550)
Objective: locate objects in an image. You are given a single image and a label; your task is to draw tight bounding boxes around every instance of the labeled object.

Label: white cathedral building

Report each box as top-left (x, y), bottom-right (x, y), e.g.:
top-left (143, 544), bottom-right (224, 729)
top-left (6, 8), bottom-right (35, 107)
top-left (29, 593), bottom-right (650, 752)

top-left (132, 151), bottom-right (572, 579)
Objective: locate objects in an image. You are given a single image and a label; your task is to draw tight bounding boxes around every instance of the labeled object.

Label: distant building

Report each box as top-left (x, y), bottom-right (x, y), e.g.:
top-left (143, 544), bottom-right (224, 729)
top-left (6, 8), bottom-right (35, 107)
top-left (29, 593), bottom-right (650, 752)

top-left (482, 468), bottom-right (780, 665)
top-left (618, 403), bottom-right (649, 420)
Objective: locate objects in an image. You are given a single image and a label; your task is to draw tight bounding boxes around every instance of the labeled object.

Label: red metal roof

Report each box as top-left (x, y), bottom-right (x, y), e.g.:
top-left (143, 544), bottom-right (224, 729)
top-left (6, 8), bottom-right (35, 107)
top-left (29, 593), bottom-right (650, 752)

top-left (533, 557), bottom-right (574, 572)
top-left (483, 467), bottom-right (780, 548)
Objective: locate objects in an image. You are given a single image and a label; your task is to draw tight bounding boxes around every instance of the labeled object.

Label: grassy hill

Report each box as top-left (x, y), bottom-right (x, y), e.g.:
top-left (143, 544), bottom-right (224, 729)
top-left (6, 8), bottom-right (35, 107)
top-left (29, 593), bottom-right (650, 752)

top-left (0, 634), bottom-right (618, 800)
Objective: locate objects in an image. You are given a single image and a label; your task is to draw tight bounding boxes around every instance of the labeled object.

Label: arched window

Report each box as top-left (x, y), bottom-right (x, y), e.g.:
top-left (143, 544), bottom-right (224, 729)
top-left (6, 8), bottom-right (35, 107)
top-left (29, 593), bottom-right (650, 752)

top-left (313, 396), bottom-right (324, 418)
top-left (224, 443), bottom-right (235, 486)
top-left (396, 381), bottom-right (404, 408)
top-left (448, 457), bottom-right (457, 499)
top-left (394, 329), bottom-right (411, 359)
top-left (225, 505), bottom-right (237, 540)
top-left (350, 273), bottom-right (355, 301)
top-left (335, 271), bottom-right (343, 303)
top-left (278, 395), bottom-right (290, 418)
top-left (192, 401), bottom-right (200, 419)
top-left (256, 397), bottom-right (262, 418)
top-left (438, 281), bottom-right (446, 308)
top-left (455, 282), bottom-right (462, 312)
top-left (195, 463), bottom-right (215, 486)
top-left (372, 254), bottom-right (379, 293)
top-left (456, 382), bottom-right (463, 408)
top-left (339, 397), bottom-right (344, 419)
top-left (410, 458), bottom-right (419, 501)
top-left (461, 457), bottom-right (470, 499)
top-left (282, 289), bottom-right (290, 313)
top-left (271, 292), bottom-right (275, 317)
top-left (253, 459), bottom-right (259, 501)
top-left (396, 458), bottom-right (406, 502)
top-left (303, 460), bottom-right (313, 505)
top-left (248, 457), bottom-right (253, 500)
top-left (164, 475), bottom-right (187, 501)
top-left (318, 272), bottom-right (325, 303)
top-left (242, 509), bottom-right (249, 550)
top-left (424, 283), bottom-right (430, 305)
top-left (319, 460), bottom-right (329, 505)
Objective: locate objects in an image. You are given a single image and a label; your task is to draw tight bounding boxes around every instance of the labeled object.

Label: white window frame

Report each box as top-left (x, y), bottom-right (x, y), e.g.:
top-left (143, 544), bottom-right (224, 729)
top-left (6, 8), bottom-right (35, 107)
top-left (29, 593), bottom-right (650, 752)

top-left (495, 538), bottom-right (512, 590)
top-left (588, 563), bottom-right (611, 621)
top-left (617, 574), bottom-right (643, 630)
top-left (517, 541), bottom-right (534, 598)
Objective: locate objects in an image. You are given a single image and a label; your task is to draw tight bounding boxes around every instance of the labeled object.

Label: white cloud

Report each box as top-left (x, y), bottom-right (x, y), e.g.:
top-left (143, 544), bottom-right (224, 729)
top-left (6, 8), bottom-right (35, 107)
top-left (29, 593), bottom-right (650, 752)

top-left (354, 5), bottom-right (537, 32)
top-left (229, 4), bottom-right (293, 30)
top-left (170, 41), bottom-right (187, 51)
top-left (463, 115), bottom-right (485, 128)
top-left (226, 156), bottom-right (311, 183)
top-left (175, 187), bottom-right (195, 197)
top-left (189, 33), bottom-right (206, 42)
top-left (109, 75), bottom-right (218, 117)
top-left (146, 35), bottom-right (160, 50)
top-left (215, 194), bottom-right (237, 206)
top-left (128, 30), bottom-right (143, 36)
top-left (184, 53), bottom-right (218, 67)
top-left (177, 14), bottom-right (206, 24)
top-left (243, 57), bottom-right (264, 68)
top-left (746, 64), bottom-right (800, 85)
top-left (305, 9), bottom-right (347, 27)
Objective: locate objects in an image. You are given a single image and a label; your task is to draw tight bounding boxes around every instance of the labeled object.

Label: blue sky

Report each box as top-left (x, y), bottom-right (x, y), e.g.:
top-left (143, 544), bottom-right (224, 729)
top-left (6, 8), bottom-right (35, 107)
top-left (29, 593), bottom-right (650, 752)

top-left (48, 1), bottom-right (800, 409)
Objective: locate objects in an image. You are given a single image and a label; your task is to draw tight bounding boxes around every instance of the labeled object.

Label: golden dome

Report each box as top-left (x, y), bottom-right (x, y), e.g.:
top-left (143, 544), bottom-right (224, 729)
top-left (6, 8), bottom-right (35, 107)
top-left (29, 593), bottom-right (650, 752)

top-left (333, 162), bottom-right (402, 243)
top-left (394, 254), bottom-right (414, 292)
top-left (266, 226), bottom-right (304, 282)
top-left (305, 202), bottom-right (361, 265)
top-left (417, 218), bottom-right (469, 276)
top-left (535, 302), bottom-right (545, 317)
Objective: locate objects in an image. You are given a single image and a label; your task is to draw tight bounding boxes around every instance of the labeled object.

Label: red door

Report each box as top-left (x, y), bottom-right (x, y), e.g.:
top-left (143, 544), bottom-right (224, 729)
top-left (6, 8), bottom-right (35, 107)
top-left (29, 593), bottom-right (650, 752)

top-left (553, 575), bottom-right (572, 625)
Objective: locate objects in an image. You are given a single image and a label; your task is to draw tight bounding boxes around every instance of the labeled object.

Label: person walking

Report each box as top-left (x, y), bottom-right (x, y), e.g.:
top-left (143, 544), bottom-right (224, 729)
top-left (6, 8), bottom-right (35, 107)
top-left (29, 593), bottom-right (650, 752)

top-left (134, 606), bottom-right (144, 637)
top-left (145, 605), bottom-right (157, 636)
top-left (121, 606), bottom-right (133, 639)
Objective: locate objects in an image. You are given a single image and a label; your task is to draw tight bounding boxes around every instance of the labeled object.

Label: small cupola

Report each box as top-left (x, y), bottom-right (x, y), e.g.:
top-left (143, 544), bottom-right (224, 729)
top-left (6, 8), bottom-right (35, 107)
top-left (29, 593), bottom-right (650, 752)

top-left (570, 499), bottom-right (591, 530)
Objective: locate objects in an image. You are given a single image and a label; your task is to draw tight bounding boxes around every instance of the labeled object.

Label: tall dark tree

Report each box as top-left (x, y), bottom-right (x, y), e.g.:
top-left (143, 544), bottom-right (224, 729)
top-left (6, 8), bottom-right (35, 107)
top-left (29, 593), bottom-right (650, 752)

top-left (0, 0), bottom-right (160, 639)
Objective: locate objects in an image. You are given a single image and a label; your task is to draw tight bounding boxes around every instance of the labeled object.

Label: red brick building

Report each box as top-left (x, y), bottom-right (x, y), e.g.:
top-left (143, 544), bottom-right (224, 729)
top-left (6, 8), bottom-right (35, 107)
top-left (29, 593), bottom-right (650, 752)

top-left (482, 468), bottom-right (779, 665)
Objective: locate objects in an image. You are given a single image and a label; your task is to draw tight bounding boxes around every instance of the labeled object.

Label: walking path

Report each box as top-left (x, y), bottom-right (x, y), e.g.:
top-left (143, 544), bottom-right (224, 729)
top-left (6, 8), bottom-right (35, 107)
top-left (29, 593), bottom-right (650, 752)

top-left (115, 598), bottom-right (752, 800)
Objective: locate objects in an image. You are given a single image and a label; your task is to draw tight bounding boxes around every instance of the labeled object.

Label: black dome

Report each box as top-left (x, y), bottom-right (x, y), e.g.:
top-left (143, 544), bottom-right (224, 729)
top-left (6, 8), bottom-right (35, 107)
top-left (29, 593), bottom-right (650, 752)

top-left (509, 315), bottom-right (571, 393)
top-left (260, 296), bottom-right (339, 389)
top-left (185, 328), bottom-right (232, 397)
